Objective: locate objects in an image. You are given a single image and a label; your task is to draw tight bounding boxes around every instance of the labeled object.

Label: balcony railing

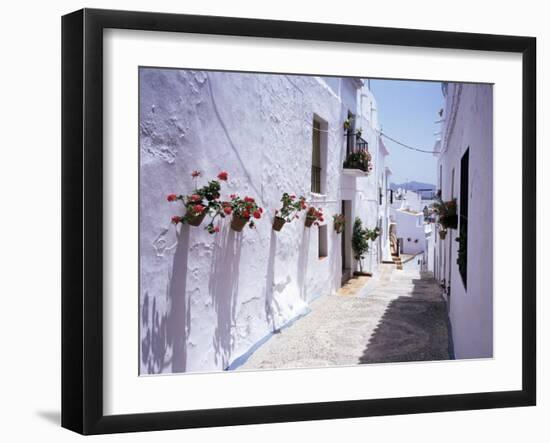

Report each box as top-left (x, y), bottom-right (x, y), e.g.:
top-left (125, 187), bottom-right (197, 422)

top-left (346, 131), bottom-right (369, 156)
top-left (343, 134), bottom-right (371, 176)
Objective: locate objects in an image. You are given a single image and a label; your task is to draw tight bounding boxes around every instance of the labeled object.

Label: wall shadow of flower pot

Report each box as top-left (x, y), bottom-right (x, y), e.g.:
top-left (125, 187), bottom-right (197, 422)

top-left (272, 216), bottom-right (286, 232)
top-left (141, 224), bottom-right (191, 374)
top-left (209, 227), bottom-right (243, 369)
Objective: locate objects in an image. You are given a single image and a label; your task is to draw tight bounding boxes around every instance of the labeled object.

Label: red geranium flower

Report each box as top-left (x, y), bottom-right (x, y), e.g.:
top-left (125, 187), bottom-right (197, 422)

top-left (171, 216), bottom-right (182, 224)
top-left (193, 204), bottom-right (205, 214)
top-left (191, 170), bottom-right (201, 178)
top-left (243, 210), bottom-right (250, 219)
top-left (167, 194), bottom-right (178, 202)
top-left (214, 226), bottom-right (220, 233)
top-left (190, 194), bottom-right (201, 202)
top-left (217, 171), bottom-right (228, 181)
top-left (224, 206), bottom-right (232, 215)
top-left (253, 211), bottom-right (261, 219)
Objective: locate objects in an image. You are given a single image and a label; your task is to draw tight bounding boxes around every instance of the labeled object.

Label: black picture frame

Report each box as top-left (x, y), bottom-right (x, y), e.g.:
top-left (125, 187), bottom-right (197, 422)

top-left (61, 8), bottom-right (536, 435)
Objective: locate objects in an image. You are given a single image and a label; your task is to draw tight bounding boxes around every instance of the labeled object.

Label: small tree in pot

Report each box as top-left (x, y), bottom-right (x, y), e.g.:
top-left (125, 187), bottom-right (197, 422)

top-left (352, 217), bottom-right (369, 274)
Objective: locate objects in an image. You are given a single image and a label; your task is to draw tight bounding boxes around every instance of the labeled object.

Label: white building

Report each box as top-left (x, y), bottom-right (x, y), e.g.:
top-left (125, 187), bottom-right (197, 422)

top-left (139, 69), bottom-right (392, 374)
top-left (432, 82), bottom-right (493, 359)
top-left (389, 189), bottom-right (428, 256)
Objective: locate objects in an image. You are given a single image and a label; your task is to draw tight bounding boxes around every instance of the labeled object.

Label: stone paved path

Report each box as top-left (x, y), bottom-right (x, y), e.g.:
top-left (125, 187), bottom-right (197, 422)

top-left (238, 263), bottom-right (450, 370)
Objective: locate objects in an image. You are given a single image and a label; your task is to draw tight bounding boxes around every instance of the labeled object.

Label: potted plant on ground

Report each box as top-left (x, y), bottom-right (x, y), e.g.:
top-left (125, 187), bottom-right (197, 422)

top-left (273, 193), bottom-right (307, 231)
top-left (305, 207), bottom-right (324, 227)
top-left (227, 194), bottom-right (263, 232)
top-left (366, 226), bottom-right (380, 241)
top-left (352, 217), bottom-right (369, 274)
top-left (343, 148), bottom-right (373, 174)
top-left (333, 213), bottom-right (345, 234)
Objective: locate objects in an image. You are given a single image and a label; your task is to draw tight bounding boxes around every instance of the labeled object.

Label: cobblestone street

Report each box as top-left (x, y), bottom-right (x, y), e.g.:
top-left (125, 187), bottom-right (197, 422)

top-left (238, 261), bottom-right (451, 370)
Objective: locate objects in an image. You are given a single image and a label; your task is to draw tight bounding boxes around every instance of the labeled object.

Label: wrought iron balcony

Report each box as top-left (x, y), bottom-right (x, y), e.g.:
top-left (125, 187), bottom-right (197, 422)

top-left (343, 135), bottom-right (371, 176)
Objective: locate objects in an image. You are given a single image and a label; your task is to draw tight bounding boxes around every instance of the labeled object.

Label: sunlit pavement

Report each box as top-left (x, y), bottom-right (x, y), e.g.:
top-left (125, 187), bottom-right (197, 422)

top-left (237, 262), bottom-right (451, 370)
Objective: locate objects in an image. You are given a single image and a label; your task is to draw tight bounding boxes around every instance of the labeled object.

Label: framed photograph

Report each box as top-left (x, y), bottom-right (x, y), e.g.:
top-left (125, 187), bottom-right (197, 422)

top-left (62, 8), bottom-right (536, 435)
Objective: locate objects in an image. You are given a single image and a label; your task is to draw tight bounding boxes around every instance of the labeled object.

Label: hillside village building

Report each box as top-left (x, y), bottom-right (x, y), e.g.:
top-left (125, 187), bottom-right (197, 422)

top-left (139, 69), bottom-right (393, 374)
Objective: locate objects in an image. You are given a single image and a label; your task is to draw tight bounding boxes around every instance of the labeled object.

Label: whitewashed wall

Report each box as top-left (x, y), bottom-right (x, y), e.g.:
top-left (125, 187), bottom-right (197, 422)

top-left (393, 209), bottom-right (425, 255)
top-left (139, 69), bottom-right (385, 373)
top-left (434, 83), bottom-right (493, 359)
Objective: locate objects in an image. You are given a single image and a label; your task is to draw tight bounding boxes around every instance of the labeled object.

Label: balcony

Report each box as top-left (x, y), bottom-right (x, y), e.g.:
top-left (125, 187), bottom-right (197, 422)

top-left (343, 135), bottom-right (371, 176)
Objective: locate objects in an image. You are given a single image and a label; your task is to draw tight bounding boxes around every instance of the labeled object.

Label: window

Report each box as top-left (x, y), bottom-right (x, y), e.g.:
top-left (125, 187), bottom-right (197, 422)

top-left (318, 225), bottom-right (328, 258)
top-left (345, 111), bottom-right (355, 156)
top-left (311, 116), bottom-right (327, 194)
top-left (379, 186), bottom-right (383, 205)
top-left (458, 148), bottom-right (469, 287)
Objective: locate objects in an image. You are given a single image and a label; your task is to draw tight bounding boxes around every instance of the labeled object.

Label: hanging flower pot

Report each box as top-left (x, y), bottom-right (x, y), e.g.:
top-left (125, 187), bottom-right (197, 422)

top-left (439, 230), bottom-right (447, 240)
top-left (272, 193), bottom-right (307, 232)
top-left (440, 214), bottom-right (458, 230)
top-left (231, 215), bottom-right (249, 232)
top-left (305, 207), bottom-right (323, 228)
top-left (185, 209), bottom-right (207, 226)
top-left (226, 194), bottom-right (263, 232)
top-left (272, 216), bottom-right (286, 232)
top-left (333, 213), bottom-right (345, 234)
top-left (167, 170), bottom-right (229, 233)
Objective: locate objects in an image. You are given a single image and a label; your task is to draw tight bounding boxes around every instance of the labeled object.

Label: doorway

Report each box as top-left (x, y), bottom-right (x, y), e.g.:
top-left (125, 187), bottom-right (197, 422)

top-left (341, 200), bottom-right (352, 285)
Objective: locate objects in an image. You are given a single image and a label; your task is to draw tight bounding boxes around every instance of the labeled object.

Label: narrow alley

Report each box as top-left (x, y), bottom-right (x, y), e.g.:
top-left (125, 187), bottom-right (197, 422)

top-left (238, 260), bottom-right (451, 371)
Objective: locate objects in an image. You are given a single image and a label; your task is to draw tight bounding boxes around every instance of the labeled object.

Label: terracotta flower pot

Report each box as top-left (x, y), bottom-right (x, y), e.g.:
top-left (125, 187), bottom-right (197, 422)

top-left (185, 209), bottom-right (207, 227)
top-left (305, 218), bottom-right (314, 228)
top-left (334, 225), bottom-right (343, 234)
top-left (272, 216), bottom-right (286, 232)
top-left (439, 230), bottom-right (447, 240)
top-left (231, 215), bottom-right (249, 232)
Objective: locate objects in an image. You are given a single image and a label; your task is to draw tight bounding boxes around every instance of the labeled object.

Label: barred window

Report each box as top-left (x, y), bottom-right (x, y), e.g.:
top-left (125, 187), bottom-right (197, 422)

top-left (311, 120), bottom-right (322, 193)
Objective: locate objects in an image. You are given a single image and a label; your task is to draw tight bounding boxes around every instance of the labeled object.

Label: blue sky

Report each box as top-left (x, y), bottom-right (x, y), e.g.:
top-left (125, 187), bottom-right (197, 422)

top-left (369, 79), bottom-right (443, 185)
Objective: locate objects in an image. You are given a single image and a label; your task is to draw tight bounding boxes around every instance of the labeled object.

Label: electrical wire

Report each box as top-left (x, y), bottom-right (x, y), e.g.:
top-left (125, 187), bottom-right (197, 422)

top-left (379, 132), bottom-right (439, 154)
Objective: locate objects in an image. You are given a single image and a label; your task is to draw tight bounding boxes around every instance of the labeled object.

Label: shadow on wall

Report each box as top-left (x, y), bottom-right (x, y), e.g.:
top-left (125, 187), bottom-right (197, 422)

top-left (297, 226), bottom-right (311, 302)
top-left (141, 225), bottom-right (191, 374)
top-left (264, 231), bottom-right (277, 332)
top-left (209, 227), bottom-right (243, 369)
top-left (359, 273), bottom-right (452, 364)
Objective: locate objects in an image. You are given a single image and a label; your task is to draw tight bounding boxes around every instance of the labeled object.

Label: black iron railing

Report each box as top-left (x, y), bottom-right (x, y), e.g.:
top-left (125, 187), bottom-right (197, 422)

top-left (343, 134), bottom-right (370, 172)
top-left (346, 131), bottom-right (368, 156)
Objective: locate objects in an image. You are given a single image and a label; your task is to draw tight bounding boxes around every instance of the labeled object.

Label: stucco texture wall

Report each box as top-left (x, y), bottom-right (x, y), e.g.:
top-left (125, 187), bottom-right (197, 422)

top-left (138, 68), bottom-right (380, 373)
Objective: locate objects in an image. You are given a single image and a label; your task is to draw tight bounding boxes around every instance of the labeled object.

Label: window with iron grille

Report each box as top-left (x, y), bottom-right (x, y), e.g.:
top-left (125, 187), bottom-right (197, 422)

top-left (458, 148), bottom-right (469, 288)
top-left (311, 119), bottom-right (322, 193)
top-left (346, 111), bottom-right (355, 156)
